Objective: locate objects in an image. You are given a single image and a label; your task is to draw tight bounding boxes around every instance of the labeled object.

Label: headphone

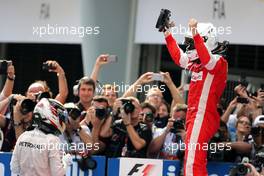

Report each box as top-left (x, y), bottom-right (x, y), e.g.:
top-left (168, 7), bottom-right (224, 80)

top-left (73, 77), bottom-right (100, 97)
top-left (73, 76), bottom-right (92, 96)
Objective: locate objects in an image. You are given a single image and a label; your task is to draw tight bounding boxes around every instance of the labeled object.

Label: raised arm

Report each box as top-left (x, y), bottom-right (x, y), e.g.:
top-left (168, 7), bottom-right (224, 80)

top-left (189, 18), bottom-right (225, 72)
top-left (164, 31), bottom-right (188, 69)
top-left (221, 97), bottom-right (237, 123)
top-left (122, 72), bottom-right (153, 98)
top-left (45, 60), bottom-right (68, 104)
top-left (0, 64), bottom-right (15, 101)
top-left (90, 54), bottom-right (109, 82)
top-left (161, 72), bottom-right (184, 104)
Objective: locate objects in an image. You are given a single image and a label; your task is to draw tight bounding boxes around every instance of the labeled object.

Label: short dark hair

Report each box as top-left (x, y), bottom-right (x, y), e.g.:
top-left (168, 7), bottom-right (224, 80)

top-left (141, 102), bottom-right (156, 114)
top-left (78, 77), bottom-right (96, 92)
top-left (92, 95), bottom-right (109, 107)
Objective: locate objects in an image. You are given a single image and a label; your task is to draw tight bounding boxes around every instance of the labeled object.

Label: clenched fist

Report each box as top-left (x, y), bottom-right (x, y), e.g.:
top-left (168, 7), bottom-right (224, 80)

top-left (188, 18), bottom-right (198, 36)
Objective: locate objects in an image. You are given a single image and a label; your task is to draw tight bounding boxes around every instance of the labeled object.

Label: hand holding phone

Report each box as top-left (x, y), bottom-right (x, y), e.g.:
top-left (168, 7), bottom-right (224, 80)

top-left (237, 97), bottom-right (249, 104)
top-left (107, 55), bottom-right (118, 63)
top-left (152, 73), bottom-right (164, 82)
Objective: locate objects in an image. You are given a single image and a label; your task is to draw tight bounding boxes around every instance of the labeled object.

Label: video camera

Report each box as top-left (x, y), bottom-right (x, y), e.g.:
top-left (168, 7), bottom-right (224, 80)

top-left (155, 9), bottom-right (171, 32)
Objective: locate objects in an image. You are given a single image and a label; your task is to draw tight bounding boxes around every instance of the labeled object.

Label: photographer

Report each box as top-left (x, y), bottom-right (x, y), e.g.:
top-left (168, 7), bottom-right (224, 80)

top-left (244, 163), bottom-right (264, 176)
top-left (1, 60), bottom-right (68, 152)
top-left (100, 97), bottom-right (152, 158)
top-left (228, 115), bottom-right (264, 176)
top-left (122, 72), bottom-right (184, 111)
top-left (139, 102), bottom-right (156, 130)
top-left (26, 60), bottom-right (68, 104)
top-left (147, 113), bottom-right (185, 160)
top-left (15, 60), bottom-right (68, 135)
top-left (226, 84), bottom-right (264, 123)
top-left (101, 84), bottom-right (118, 108)
top-left (79, 96), bottom-right (109, 154)
top-left (171, 103), bottom-right (187, 121)
top-left (250, 115), bottom-right (264, 174)
top-left (59, 103), bottom-right (95, 154)
top-left (0, 62), bottom-right (15, 108)
top-left (207, 120), bottom-right (235, 162)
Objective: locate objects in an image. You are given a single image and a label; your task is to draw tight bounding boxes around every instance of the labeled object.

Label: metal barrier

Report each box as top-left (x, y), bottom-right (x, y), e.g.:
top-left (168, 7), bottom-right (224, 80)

top-left (0, 152), bottom-right (236, 176)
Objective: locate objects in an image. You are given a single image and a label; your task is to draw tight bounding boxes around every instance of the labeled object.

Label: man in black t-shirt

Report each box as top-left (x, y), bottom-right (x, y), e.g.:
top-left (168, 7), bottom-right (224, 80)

top-left (100, 97), bottom-right (152, 158)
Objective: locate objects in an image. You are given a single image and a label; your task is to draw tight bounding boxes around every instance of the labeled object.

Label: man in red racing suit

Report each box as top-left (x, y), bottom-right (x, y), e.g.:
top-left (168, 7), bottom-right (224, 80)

top-left (164, 18), bottom-right (228, 176)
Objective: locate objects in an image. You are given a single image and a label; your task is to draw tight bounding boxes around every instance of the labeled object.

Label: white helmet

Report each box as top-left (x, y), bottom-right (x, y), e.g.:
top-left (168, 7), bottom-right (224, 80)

top-left (184, 23), bottom-right (218, 61)
top-left (33, 98), bottom-right (68, 135)
top-left (253, 115), bottom-right (264, 127)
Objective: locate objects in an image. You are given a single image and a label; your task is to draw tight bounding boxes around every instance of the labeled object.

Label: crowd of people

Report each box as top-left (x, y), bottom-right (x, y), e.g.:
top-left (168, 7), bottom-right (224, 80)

top-left (0, 56), bottom-right (263, 175)
top-left (0, 16), bottom-right (264, 175)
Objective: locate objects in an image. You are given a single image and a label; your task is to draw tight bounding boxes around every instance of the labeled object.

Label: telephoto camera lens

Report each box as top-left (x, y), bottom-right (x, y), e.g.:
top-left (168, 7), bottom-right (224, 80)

top-left (145, 112), bottom-right (154, 122)
top-left (69, 108), bottom-right (81, 120)
top-left (95, 108), bottom-right (107, 120)
top-left (170, 119), bottom-right (185, 133)
top-left (64, 103), bottom-right (82, 120)
top-left (236, 164), bottom-right (248, 175)
top-left (20, 99), bottom-right (36, 115)
top-left (36, 91), bottom-right (51, 101)
top-left (121, 99), bottom-right (135, 114)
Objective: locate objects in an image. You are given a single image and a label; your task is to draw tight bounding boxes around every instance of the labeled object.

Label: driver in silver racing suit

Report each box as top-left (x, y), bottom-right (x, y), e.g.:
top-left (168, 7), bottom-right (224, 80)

top-left (10, 98), bottom-right (72, 176)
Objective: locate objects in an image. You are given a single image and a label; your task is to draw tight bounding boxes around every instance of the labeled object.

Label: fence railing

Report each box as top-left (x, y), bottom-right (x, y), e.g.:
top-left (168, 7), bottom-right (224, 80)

top-left (0, 152), bottom-right (236, 176)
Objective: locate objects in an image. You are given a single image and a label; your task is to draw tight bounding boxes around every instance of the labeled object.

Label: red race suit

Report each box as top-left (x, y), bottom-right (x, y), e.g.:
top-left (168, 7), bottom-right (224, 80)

top-left (165, 33), bottom-right (228, 176)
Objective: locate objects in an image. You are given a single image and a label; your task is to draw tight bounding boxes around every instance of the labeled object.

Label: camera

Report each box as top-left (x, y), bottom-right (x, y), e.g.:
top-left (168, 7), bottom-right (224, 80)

top-left (36, 91), bottom-right (51, 100)
top-left (10, 97), bottom-right (36, 115)
top-left (121, 99), bottom-right (135, 114)
top-left (69, 108), bottom-right (81, 120)
top-left (95, 108), bottom-right (108, 120)
top-left (229, 157), bottom-right (250, 176)
top-left (145, 112), bottom-right (154, 122)
top-left (237, 97), bottom-right (249, 104)
top-left (155, 9), bottom-right (171, 32)
top-left (252, 147), bottom-right (264, 172)
top-left (64, 103), bottom-right (86, 120)
top-left (42, 62), bottom-right (56, 71)
top-left (0, 60), bottom-right (12, 74)
top-left (170, 119), bottom-right (185, 133)
top-left (10, 92), bottom-right (51, 115)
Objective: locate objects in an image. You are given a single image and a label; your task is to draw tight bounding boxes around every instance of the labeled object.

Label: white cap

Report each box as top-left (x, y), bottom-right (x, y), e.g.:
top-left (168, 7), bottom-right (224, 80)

top-left (253, 115), bottom-right (264, 127)
top-left (64, 102), bottom-right (79, 110)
